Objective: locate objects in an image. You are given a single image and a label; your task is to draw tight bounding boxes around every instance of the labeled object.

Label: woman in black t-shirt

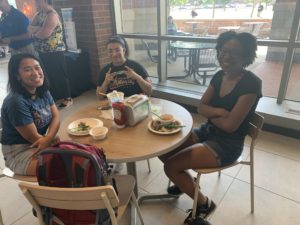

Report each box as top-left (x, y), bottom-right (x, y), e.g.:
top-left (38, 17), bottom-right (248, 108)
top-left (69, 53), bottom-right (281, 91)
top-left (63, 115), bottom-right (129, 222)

top-left (97, 35), bottom-right (152, 97)
top-left (159, 31), bottom-right (262, 225)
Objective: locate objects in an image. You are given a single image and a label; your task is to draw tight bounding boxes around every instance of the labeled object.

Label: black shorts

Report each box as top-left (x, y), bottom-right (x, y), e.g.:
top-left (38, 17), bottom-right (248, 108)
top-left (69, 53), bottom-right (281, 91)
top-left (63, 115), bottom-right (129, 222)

top-left (193, 123), bottom-right (244, 167)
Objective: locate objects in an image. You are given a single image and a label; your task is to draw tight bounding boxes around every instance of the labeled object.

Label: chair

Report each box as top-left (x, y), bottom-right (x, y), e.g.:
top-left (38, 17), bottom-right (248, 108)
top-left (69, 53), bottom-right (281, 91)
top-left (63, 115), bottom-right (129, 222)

top-left (18, 175), bottom-right (144, 225)
top-left (141, 39), bottom-right (158, 63)
top-left (190, 112), bottom-right (264, 221)
top-left (141, 39), bottom-right (171, 64)
top-left (0, 167), bottom-right (37, 225)
top-left (195, 48), bottom-right (219, 85)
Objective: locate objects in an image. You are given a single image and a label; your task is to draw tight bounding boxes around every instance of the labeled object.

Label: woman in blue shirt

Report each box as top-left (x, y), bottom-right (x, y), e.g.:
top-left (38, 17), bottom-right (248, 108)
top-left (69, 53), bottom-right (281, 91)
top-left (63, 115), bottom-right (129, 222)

top-left (1, 53), bottom-right (60, 175)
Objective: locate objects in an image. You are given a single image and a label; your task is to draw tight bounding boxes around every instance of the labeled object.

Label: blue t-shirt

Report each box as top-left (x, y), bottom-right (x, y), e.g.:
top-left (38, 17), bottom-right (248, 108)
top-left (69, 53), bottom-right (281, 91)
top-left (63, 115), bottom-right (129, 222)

top-left (0, 6), bottom-right (32, 49)
top-left (1, 91), bottom-right (54, 145)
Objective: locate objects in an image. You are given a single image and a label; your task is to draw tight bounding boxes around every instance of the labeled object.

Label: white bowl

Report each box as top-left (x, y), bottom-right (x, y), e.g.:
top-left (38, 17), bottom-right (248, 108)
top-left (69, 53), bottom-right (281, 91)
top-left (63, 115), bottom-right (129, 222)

top-left (89, 126), bottom-right (108, 140)
top-left (158, 114), bottom-right (174, 124)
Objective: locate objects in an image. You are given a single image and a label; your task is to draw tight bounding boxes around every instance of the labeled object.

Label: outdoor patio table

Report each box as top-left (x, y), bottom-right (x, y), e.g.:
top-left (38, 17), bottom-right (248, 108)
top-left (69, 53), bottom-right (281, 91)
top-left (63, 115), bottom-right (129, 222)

top-left (242, 21), bottom-right (266, 35)
top-left (218, 26), bottom-right (240, 31)
top-left (169, 41), bottom-right (215, 84)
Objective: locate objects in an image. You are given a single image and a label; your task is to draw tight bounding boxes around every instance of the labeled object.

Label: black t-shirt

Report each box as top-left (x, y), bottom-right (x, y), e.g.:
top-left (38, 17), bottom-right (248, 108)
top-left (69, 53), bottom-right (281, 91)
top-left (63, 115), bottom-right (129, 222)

top-left (208, 70), bottom-right (262, 138)
top-left (98, 59), bottom-right (149, 97)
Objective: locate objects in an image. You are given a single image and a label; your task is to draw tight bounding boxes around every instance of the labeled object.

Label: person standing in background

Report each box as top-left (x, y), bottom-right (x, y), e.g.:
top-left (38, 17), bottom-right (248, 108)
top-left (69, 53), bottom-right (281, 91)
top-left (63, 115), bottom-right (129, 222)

top-left (257, 3), bottom-right (264, 17)
top-left (0, 0), bottom-right (36, 56)
top-left (29, 0), bottom-right (72, 109)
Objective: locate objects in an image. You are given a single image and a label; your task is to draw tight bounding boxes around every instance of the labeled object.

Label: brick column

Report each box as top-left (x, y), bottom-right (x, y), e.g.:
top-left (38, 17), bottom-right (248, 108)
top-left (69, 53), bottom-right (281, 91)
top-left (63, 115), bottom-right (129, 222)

top-left (54, 0), bottom-right (114, 84)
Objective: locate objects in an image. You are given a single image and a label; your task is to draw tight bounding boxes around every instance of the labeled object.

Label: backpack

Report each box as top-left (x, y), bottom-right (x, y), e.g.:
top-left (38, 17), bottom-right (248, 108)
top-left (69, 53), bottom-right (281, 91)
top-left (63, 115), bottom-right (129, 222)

top-left (36, 141), bottom-right (116, 225)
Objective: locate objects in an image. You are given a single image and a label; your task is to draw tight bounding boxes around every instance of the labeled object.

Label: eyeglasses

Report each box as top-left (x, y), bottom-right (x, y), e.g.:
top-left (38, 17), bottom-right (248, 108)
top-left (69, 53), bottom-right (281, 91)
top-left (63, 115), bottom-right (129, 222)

top-left (219, 48), bottom-right (243, 57)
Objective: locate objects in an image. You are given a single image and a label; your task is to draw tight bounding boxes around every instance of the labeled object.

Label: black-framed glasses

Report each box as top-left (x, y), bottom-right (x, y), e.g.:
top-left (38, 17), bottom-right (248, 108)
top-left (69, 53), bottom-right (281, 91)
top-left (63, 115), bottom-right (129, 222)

top-left (219, 48), bottom-right (243, 57)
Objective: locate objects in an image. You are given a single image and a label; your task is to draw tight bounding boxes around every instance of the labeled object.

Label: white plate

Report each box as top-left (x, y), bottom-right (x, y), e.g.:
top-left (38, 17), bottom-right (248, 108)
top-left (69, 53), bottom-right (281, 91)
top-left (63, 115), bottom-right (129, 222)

top-left (68, 118), bottom-right (103, 136)
top-left (148, 119), bottom-right (182, 135)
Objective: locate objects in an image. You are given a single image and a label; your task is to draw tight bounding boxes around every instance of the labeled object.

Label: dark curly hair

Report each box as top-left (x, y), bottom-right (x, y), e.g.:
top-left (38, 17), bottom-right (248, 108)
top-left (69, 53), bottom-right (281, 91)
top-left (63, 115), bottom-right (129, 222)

top-left (8, 53), bottom-right (49, 97)
top-left (216, 31), bottom-right (257, 67)
top-left (107, 35), bottom-right (130, 58)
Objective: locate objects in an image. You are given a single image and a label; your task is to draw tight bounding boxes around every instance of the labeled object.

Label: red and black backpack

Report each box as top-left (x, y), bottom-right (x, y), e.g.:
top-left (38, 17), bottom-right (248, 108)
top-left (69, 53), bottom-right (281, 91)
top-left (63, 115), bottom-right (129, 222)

top-left (36, 141), bottom-right (116, 225)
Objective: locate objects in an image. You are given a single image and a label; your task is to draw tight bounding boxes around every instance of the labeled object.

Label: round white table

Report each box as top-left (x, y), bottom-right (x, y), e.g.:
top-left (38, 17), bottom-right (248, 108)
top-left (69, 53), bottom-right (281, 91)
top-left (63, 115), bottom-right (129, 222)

top-left (59, 97), bottom-right (193, 195)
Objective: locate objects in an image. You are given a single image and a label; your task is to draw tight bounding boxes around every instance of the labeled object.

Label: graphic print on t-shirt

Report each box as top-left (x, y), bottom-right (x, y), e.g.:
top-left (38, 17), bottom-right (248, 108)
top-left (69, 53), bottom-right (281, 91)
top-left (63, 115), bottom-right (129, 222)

top-left (31, 105), bottom-right (52, 129)
top-left (110, 74), bottom-right (135, 90)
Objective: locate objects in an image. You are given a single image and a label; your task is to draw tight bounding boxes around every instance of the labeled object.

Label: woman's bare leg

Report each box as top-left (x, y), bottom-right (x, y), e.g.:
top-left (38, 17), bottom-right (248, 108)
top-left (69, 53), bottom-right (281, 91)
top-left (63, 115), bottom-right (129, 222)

top-left (159, 132), bottom-right (199, 163)
top-left (26, 158), bottom-right (38, 176)
top-left (164, 143), bottom-right (219, 205)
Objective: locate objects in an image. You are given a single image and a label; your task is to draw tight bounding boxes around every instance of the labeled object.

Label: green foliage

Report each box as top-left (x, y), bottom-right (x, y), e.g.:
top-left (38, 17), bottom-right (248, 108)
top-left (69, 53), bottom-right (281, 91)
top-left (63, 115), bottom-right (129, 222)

top-left (169, 0), bottom-right (189, 6)
top-left (202, 0), bottom-right (214, 4)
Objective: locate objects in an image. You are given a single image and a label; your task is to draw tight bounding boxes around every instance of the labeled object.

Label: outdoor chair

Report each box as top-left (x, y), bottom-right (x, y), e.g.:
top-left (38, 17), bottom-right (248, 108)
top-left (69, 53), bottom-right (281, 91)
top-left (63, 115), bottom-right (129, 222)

top-left (189, 112), bottom-right (264, 221)
top-left (142, 39), bottom-right (171, 64)
top-left (195, 48), bottom-right (219, 85)
top-left (18, 175), bottom-right (144, 225)
top-left (141, 39), bottom-right (159, 63)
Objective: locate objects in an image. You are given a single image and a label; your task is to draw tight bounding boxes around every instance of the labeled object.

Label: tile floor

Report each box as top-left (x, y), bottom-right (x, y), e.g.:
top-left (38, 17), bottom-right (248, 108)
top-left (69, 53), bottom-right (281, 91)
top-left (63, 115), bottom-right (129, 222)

top-left (0, 57), bottom-right (300, 225)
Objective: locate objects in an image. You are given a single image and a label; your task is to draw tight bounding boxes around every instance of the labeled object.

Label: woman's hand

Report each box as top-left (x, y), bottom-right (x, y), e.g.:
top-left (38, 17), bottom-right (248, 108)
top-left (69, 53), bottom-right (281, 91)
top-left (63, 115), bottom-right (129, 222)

top-left (31, 135), bottom-right (53, 151)
top-left (104, 68), bottom-right (115, 85)
top-left (124, 66), bottom-right (140, 80)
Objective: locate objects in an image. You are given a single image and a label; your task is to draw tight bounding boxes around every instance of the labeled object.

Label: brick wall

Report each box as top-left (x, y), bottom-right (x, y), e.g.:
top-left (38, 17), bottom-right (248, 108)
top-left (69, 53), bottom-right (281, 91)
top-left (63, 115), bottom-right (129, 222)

top-left (54, 0), bottom-right (114, 84)
top-left (175, 19), bottom-right (271, 37)
top-left (14, 0), bottom-right (114, 85)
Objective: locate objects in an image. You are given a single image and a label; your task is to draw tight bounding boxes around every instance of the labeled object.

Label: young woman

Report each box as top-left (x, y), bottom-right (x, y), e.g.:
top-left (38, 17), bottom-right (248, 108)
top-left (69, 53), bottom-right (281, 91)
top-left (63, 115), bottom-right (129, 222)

top-left (28, 0), bottom-right (72, 108)
top-left (167, 16), bottom-right (177, 35)
top-left (1, 53), bottom-right (60, 175)
top-left (97, 35), bottom-right (152, 97)
top-left (159, 31), bottom-right (262, 225)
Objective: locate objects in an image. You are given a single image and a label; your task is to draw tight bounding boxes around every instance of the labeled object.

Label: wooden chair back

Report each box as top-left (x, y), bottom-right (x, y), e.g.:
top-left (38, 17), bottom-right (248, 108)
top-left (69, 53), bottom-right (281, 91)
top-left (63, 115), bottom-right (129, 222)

top-left (18, 175), bottom-right (144, 225)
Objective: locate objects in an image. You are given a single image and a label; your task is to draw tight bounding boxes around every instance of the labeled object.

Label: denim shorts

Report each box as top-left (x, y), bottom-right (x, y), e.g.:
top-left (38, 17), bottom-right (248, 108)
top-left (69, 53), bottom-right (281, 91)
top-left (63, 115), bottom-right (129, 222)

top-left (193, 123), bottom-right (244, 167)
top-left (1, 144), bottom-right (37, 175)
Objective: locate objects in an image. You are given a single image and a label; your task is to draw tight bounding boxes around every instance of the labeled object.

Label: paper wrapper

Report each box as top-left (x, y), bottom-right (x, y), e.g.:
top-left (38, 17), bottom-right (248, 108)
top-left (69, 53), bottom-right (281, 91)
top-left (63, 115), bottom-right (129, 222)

top-left (98, 108), bottom-right (114, 120)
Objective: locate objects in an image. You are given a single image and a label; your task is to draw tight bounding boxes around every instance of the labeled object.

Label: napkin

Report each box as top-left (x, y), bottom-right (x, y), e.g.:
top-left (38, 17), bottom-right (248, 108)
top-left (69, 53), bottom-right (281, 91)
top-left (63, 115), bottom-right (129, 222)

top-left (98, 108), bottom-right (114, 120)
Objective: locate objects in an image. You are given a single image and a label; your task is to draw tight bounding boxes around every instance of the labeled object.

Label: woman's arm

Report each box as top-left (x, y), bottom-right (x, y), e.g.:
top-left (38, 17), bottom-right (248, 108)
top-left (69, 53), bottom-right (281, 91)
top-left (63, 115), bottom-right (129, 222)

top-left (210, 94), bottom-right (257, 133)
top-left (1, 32), bottom-right (31, 43)
top-left (124, 66), bottom-right (152, 96)
top-left (96, 68), bottom-right (114, 99)
top-left (15, 124), bottom-right (43, 144)
top-left (15, 104), bottom-right (60, 150)
top-left (197, 85), bottom-right (229, 119)
top-left (33, 11), bottom-right (60, 39)
top-left (31, 104), bottom-right (60, 150)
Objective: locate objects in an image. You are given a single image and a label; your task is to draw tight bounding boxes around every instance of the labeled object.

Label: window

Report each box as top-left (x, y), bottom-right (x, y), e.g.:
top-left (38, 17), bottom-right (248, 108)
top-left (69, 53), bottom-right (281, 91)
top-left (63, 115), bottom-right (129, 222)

top-left (113, 0), bottom-right (300, 103)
